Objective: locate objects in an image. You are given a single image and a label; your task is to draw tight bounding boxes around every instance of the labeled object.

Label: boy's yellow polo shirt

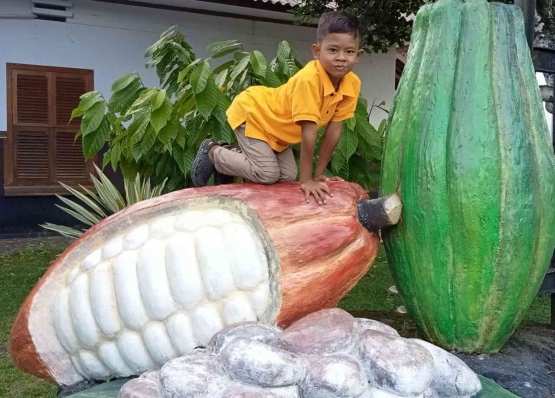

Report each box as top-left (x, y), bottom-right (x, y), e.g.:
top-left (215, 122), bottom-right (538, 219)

top-left (226, 59), bottom-right (361, 152)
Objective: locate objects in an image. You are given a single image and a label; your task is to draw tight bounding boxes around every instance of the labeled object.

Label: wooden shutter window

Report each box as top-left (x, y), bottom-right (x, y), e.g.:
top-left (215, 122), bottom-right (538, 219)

top-left (55, 131), bottom-right (88, 181)
top-left (16, 129), bottom-right (50, 179)
top-left (55, 75), bottom-right (86, 127)
top-left (16, 74), bottom-right (49, 125)
top-left (5, 64), bottom-right (95, 196)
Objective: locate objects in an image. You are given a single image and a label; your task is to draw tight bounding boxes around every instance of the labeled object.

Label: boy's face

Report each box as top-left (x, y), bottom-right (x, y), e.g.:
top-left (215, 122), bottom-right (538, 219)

top-left (312, 33), bottom-right (363, 84)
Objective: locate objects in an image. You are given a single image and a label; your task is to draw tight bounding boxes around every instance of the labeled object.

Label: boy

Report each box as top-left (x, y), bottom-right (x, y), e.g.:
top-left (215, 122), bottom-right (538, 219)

top-left (191, 11), bottom-right (363, 205)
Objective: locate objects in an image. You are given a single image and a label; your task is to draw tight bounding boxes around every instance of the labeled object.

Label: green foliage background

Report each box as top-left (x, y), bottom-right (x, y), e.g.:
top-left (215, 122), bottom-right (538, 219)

top-left (72, 26), bottom-right (385, 192)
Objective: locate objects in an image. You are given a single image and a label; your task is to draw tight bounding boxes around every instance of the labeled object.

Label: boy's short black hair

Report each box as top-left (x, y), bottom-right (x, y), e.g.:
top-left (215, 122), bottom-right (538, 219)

top-left (317, 11), bottom-right (361, 43)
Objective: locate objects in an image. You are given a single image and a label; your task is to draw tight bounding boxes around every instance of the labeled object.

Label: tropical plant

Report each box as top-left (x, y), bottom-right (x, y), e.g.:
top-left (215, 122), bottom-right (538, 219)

top-left (41, 165), bottom-right (167, 239)
top-left (71, 26), bottom-right (384, 192)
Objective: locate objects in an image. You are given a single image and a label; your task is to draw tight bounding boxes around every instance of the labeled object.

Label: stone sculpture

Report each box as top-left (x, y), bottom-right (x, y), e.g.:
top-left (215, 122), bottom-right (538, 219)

top-left (9, 182), bottom-right (401, 387)
top-left (380, 0), bottom-right (555, 353)
top-left (117, 308), bottom-right (483, 398)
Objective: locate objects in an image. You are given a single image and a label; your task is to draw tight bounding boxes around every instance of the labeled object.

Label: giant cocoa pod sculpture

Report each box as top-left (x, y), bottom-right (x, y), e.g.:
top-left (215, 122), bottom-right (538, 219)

top-left (10, 182), bottom-right (400, 386)
top-left (381, 0), bottom-right (555, 353)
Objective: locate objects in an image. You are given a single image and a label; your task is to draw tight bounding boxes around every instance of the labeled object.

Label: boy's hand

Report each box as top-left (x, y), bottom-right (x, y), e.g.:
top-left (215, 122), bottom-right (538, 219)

top-left (300, 179), bottom-right (333, 205)
top-left (315, 175), bottom-right (344, 182)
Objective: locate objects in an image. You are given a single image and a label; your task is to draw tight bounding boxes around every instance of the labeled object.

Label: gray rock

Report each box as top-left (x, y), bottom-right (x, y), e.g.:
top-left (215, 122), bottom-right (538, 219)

top-left (221, 338), bottom-right (305, 387)
top-left (301, 354), bottom-right (369, 398)
top-left (411, 339), bottom-right (481, 398)
top-left (207, 321), bottom-right (282, 355)
top-left (368, 389), bottom-right (420, 397)
top-left (278, 308), bottom-right (356, 355)
top-left (355, 318), bottom-right (400, 337)
top-left (221, 382), bottom-right (300, 397)
top-left (118, 371), bottom-right (162, 398)
top-left (159, 349), bottom-right (230, 398)
top-left (358, 331), bottom-right (434, 396)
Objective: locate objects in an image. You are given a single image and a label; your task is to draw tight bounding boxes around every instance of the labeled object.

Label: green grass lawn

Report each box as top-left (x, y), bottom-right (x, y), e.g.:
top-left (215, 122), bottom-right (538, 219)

top-left (0, 246), bottom-right (550, 398)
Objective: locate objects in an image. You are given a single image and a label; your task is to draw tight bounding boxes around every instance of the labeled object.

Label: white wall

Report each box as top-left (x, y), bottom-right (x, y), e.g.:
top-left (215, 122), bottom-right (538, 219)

top-left (0, 0), bottom-right (396, 130)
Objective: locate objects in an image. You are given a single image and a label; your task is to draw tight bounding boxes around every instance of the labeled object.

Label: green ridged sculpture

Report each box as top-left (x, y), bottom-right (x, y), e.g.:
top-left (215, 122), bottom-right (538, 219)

top-left (380, 0), bottom-right (555, 353)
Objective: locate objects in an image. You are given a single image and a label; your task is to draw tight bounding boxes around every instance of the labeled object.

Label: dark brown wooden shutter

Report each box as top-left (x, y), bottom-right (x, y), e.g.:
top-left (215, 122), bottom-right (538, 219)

top-left (15, 128), bottom-right (50, 180)
top-left (5, 64), bottom-right (95, 195)
top-left (55, 75), bottom-right (86, 127)
top-left (15, 73), bottom-right (49, 125)
top-left (55, 130), bottom-right (88, 181)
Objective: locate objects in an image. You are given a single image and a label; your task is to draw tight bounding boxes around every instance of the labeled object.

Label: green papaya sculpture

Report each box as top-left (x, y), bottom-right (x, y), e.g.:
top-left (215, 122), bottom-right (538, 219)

top-left (380, 0), bottom-right (555, 353)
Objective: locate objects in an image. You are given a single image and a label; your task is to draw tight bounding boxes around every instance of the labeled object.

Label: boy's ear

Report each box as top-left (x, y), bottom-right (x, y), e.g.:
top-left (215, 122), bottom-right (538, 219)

top-left (312, 43), bottom-right (320, 59)
top-left (355, 49), bottom-right (364, 62)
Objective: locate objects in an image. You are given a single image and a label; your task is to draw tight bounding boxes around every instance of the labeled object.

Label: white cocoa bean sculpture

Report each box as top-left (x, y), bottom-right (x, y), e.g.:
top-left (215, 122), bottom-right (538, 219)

top-left (118, 308), bottom-right (482, 398)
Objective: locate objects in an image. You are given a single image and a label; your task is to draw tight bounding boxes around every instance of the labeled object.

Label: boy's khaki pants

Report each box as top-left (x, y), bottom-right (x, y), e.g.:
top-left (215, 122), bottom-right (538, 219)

top-left (212, 124), bottom-right (297, 184)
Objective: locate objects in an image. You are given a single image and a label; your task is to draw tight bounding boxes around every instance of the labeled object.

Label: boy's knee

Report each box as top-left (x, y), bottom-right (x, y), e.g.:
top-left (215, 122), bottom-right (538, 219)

top-left (252, 169), bottom-right (280, 184)
top-left (279, 169), bottom-right (297, 182)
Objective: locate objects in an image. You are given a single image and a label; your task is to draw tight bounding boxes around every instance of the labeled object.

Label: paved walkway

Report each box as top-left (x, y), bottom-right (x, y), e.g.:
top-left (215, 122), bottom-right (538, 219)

top-left (0, 236), bottom-right (74, 255)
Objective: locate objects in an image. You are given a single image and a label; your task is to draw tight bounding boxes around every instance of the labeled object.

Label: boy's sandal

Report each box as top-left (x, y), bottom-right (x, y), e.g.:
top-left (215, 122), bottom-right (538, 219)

top-left (191, 139), bottom-right (219, 187)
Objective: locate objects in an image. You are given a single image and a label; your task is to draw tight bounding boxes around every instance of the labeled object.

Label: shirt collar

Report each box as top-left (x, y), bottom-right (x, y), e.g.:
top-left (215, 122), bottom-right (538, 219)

top-left (314, 59), bottom-right (358, 98)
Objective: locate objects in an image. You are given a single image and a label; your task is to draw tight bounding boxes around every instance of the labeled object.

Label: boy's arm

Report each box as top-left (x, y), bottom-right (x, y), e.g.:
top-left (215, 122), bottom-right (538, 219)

top-left (298, 121), bottom-right (332, 205)
top-left (315, 121), bottom-right (343, 179)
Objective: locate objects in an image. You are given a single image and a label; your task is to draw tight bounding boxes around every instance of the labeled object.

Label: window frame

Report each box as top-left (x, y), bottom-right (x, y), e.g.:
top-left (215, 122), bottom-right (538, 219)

top-left (5, 63), bottom-right (97, 196)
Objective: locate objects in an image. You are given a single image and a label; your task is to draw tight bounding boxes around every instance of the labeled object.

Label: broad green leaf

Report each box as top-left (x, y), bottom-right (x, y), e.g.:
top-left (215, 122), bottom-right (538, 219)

top-left (169, 42), bottom-right (193, 64)
top-left (211, 45), bottom-right (242, 59)
top-left (150, 89), bottom-right (166, 110)
top-left (250, 51), bottom-right (267, 78)
top-left (357, 134), bottom-right (382, 162)
top-left (173, 145), bottom-right (196, 175)
top-left (71, 91), bottom-right (103, 123)
top-left (111, 142), bottom-right (121, 171)
top-left (220, 122), bottom-right (235, 144)
top-left (263, 69), bottom-right (282, 88)
top-left (133, 126), bottom-right (156, 160)
top-left (182, 145), bottom-right (195, 175)
top-left (158, 120), bottom-right (178, 146)
top-left (178, 58), bottom-right (202, 83)
top-left (127, 109), bottom-right (150, 141)
top-left (217, 91), bottom-right (231, 110)
top-left (103, 150), bottom-right (111, 168)
top-left (74, 129), bottom-right (82, 144)
top-left (213, 60), bottom-right (235, 76)
top-left (176, 124), bottom-right (187, 148)
top-left (108, 80), bottom-right (143, 114)
top-left (229, 54), bottom-right (250, 83)
top-left (195, 78), bottom-right (219, 119)
top-left (150, 97), bottom-right (172, 133)
top-left (112, 73), bottom-right (139, 93)
top-left (215, 69), bottom-right (229, 89)
top-left (378, 118), bottom-right (388, 138)
top-left (83, 117), bottom-right (110, 159)
top-left (190, 61), bottom-right (211, 94)
top-left (356, 113), bottom-right (381, 147)
top-left (331, 153), bottom-right (345, 174)
top-left (212, 109), bottom-right (227, 127)
top-left (277, 41), bottom-right (292, 60)
top-left (81, 102), bottom-right (106, 136)
top-left (207, 40), bottom-right (241, 54)
top-left (345, 116), bottom-right (356, 131)
top-left (119, 159), bottom-right (138, 181)
top-left (178, 94), bottom-right (196, 117)
top-left (337, 130), bottom-right (358, 161)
